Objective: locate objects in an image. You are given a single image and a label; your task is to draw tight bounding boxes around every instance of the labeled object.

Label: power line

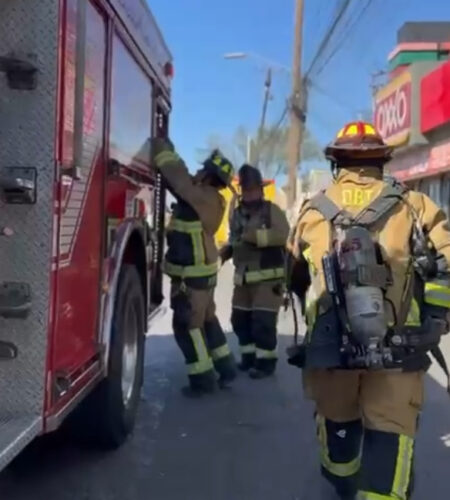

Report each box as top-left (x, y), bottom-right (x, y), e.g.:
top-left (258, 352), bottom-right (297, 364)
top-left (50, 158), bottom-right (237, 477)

top-left (309, 0), bottom-right (328, 54)
top-left (309, 81), bottom-right (357, 113)
top-left (260, 101), bottom-right (290, 149)
top-left (314, 0), bottom-right (373, 77)
top-left (305, 0), bottom-right (354, 78)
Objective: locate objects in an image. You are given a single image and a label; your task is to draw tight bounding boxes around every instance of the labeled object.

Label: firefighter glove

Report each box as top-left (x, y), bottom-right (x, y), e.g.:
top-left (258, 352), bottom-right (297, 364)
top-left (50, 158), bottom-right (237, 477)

top-left (151, 137), bottom-right (176, 167)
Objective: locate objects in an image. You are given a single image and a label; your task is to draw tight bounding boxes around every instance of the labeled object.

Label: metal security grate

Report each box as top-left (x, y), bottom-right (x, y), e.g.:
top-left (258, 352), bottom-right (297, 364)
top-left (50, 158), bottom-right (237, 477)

top-left (0, 0), bottom-right (59, 468)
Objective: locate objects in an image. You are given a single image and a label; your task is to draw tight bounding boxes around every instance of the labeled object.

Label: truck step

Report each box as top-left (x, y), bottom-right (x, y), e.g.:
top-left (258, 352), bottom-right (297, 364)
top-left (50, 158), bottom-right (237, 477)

top-left (0, 282), bottom-right (32, 319)
top-left (0, 416), bottom-right (41, 471)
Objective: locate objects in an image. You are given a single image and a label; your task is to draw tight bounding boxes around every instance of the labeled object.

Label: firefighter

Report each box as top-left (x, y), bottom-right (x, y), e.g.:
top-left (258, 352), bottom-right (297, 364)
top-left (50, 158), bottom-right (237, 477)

top-left (152, 139), bottom-right (237, 397)
top-left (221, 165), bottom-right (290, 379)
top-left (287, 122), bottom-right (450, 500)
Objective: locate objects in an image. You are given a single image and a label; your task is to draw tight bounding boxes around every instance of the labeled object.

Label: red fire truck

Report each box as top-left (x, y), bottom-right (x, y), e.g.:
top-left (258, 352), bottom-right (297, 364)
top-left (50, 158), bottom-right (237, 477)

top-left (0, 0), bottom-right (171, 470)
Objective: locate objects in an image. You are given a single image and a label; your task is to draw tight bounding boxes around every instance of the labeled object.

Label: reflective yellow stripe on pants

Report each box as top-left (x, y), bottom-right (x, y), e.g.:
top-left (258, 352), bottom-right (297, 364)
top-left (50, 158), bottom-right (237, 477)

top-left (392, 435), bottom-right (414, 499)
top-left (240, 344), bottom-right (256, 354)
top-left (245, 267), bottom-right (285, 284)
top-left (187, 328), bottom-right (213, 375)
top-left (211, 343), bottom-right (231, 361)
top-left (256, 348), bottom-right (277, 360)
top-left (317, 415), bottom-right (361, 478)
top-left (357, 435), bottom-right (414, 500)
top-left (164, 261), bottom-right (219, 278)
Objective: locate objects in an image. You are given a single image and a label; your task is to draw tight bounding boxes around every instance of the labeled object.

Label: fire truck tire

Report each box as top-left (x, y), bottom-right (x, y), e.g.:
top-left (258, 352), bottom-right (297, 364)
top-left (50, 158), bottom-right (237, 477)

top-left (71, 264), bottom-right (145, 449)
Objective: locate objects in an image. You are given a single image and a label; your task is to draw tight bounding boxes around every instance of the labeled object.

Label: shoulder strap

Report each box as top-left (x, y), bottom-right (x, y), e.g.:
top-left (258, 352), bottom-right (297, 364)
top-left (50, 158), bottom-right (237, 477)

top-left (354, 182), bottom-right (407, 227)
top-left (308, 192), bottom-right (352, 223)
top-left (230, 203), bottom-right (244, 235)
top-left (263, 200), bottom-right (272, 227)
top-left (309, 180), bottom-right (407, 228)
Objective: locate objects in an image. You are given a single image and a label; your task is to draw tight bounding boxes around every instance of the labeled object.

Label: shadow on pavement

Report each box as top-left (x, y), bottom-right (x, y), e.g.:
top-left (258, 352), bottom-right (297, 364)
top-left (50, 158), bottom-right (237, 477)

top-left (0, 332), bottom-right (449, 500)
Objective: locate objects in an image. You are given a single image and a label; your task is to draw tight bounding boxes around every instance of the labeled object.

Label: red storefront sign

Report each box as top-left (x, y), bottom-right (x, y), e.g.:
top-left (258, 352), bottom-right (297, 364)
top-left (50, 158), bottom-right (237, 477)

top-left (374, 71), bottom-right (412, 146)
top-left (388, 140), bottom-right (450, 181)
top-left (421, 60), bottom-right (450, 133)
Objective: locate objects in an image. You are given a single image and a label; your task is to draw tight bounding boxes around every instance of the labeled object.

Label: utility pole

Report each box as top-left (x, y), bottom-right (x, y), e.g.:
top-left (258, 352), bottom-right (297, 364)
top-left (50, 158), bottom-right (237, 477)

top-left (286, 0), bottom-right (305, 209)
top-left (255, 67), bottom-right (272, 167)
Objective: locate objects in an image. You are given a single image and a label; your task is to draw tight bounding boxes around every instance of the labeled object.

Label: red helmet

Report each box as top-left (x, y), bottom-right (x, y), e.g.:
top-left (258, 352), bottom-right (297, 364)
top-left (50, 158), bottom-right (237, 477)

top-left (325, 121), bottom-right (392, 164)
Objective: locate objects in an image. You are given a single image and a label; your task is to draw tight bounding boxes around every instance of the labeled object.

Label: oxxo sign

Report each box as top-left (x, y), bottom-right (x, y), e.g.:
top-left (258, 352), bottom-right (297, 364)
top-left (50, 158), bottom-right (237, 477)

top-left (374, 72), bottom-right (412, 147)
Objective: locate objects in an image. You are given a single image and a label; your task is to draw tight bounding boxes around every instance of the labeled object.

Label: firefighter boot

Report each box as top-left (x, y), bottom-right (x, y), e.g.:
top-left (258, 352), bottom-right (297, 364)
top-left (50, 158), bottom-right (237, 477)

top-left (215, 353), bottom-right (238, 389)
top-left (238, 352), bottom-right (256, 372)
top-left (336, 484), bottom-right (356, 500)
top-left (182, 370), bottom-right (217, 399)
top-left (248, 358), bottom-right (277, 379)
top-left (204, 317), bottom-right (237, 388)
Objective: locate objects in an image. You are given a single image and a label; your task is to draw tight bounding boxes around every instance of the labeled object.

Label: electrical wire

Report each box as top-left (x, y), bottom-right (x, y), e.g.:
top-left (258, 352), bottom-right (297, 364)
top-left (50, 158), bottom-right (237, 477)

top-left (259, 102), bottom-right (290, 149)
top-left (309, 0), bottom-right (328, 56)
top-left (310, 81), bottom-right (357, 113)
top-left (305, 0), bottom-right (354, 78)
top-left (314, 0), bottom-right (374, 77)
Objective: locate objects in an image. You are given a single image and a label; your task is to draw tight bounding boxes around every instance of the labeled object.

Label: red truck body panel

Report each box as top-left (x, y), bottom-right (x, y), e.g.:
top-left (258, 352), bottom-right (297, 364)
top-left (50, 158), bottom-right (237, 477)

top-left (0, 1), bottom-right (170, 462)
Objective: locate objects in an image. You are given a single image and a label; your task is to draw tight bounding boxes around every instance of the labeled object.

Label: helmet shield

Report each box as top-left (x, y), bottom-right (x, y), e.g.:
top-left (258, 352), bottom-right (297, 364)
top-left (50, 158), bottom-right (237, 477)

top-left (325, 121), bottom-right (393, 165)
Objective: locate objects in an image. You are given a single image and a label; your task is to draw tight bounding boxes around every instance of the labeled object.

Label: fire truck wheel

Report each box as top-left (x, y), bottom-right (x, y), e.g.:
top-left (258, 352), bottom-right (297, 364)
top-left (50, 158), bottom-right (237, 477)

top-left (72, 264), bottom-right (145, 449)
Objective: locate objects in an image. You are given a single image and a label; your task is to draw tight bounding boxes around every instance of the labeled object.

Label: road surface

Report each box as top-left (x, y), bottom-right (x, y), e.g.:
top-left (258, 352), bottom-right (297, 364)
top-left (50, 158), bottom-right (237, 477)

top-left (0, 263), bottom-right (449, 499)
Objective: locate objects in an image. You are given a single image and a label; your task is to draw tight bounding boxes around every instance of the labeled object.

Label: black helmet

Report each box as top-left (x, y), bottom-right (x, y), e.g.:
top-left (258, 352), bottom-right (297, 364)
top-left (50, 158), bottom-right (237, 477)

top-left (203, 150), bottom-right (234, 187)
top-left (238, 164), bottom-right (264, 190)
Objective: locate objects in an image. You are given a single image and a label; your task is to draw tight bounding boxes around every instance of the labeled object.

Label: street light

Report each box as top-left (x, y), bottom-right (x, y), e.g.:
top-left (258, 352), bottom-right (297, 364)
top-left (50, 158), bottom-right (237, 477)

top-left (223, 52), bottom-right (247, 60)
top-left (223, 52), bottom-right (290, 74)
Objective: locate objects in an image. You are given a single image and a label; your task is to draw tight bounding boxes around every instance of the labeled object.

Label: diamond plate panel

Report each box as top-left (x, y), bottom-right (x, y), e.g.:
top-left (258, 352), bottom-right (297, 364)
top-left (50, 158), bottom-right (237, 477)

top-left (0, 0), bottom-right (59, 468)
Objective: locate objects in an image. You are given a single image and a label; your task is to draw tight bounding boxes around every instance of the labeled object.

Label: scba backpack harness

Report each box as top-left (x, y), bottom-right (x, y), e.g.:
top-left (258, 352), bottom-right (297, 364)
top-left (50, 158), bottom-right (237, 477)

top-left (290, 178), bottom-right (449, 388)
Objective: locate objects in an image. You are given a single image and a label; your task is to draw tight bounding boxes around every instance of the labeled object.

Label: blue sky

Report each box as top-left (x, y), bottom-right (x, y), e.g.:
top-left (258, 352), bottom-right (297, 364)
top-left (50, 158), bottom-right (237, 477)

top-left (149, 0), bottom-right (450, 171)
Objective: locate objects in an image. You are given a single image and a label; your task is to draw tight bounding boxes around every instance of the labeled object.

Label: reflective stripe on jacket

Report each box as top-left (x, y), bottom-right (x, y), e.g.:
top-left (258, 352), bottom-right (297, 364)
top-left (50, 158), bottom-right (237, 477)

top-left (165, 200), bottom-right (219, 280)
top-left (155, 150), bottom-right (225, 285)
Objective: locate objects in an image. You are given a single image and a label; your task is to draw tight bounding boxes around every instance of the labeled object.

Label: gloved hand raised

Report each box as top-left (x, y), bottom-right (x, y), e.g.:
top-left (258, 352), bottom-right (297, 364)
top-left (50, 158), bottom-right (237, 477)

top-left (151, 137), bottom-right (175, 166)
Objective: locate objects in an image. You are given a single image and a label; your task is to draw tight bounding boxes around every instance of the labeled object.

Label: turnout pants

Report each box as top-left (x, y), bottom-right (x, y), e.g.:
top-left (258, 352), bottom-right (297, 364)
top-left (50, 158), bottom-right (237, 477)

top-left (170, 281), bottom-right (234, 389)
top-left (231, 281), bottom-right (283, 373)
top-left (304, 369), bottom-right (424, 499)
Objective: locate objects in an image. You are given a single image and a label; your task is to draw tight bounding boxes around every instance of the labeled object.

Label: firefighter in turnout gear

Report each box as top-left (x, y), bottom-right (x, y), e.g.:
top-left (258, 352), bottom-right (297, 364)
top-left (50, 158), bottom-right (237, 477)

top-left (152, 139), bottom-right (237, 397)
top-left (221, 165), bottom-right (290, 379)
top-left (287, 122), bottom-right (450, 500)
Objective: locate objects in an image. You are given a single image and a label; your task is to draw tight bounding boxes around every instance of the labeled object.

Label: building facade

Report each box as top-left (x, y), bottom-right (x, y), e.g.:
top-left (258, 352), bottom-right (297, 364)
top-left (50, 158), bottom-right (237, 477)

top-left (374, 22), bottom-right (450, 218)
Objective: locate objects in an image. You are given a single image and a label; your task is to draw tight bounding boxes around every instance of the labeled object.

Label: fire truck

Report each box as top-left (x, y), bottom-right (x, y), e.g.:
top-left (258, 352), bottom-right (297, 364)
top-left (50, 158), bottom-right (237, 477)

top-left (0, 0), bottom-right (171, 470)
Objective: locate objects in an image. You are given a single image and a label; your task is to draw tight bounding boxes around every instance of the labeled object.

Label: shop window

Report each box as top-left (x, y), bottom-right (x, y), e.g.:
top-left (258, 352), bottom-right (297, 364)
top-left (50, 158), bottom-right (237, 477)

top-left (61, 0), bottom-right (77, 165)
top-left (442, 175), bottom-right (450, 219)
top-left (418, 175), bottom-right (450, 218)
top-left (428, 177), bottom-right (442, 207)
top-left (110, 35), bottom-right (153, 169)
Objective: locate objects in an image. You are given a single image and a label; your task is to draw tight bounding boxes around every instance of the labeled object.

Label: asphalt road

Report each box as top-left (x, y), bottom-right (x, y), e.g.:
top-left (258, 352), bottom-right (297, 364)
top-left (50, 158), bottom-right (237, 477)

top-left (0, 263), bottom-right (450, 499)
